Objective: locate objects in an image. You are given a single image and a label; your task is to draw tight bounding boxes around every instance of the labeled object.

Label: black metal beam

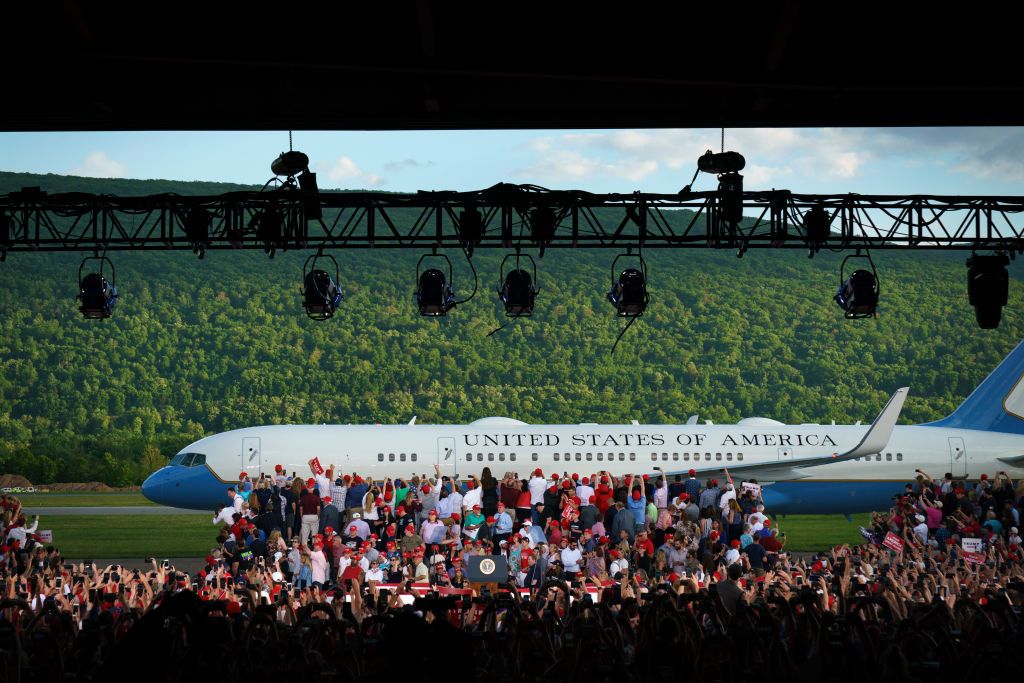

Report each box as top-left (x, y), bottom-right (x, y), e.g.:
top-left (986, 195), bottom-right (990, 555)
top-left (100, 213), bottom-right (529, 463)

top-left (3, 185), bottom-right (1024, 256)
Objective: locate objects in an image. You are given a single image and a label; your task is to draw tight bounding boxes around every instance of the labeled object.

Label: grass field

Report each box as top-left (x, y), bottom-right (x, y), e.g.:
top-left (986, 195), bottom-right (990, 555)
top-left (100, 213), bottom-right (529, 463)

top-left (16, 493), bottom-right (154, 507)
top-left (42, 515), bottom-right (216, 558)
top-left (35, 511), bottom-right (874, 558)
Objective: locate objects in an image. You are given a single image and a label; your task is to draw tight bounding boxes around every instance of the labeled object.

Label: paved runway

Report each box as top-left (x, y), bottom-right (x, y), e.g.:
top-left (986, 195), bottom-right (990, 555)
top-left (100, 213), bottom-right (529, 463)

top-left (24, 506), bottom-right (202, 516)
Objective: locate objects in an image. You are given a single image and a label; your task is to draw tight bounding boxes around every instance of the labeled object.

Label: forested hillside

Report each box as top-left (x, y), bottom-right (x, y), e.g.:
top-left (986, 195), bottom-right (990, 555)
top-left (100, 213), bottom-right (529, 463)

top-left (1, 171), bottom-right (1022, 485)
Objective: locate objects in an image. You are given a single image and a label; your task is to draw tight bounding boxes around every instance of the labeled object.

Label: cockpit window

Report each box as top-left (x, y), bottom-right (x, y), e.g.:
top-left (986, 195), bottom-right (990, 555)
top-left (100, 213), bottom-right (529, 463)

top-left (171, 452), bottom-right (207, 467)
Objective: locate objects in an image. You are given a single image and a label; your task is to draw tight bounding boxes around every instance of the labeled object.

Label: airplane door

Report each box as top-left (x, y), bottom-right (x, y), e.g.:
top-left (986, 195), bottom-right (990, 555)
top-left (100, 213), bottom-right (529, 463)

top-left (949, 437), bottom-right (967, 478)
top-left (437, 437), bottom-right (457, 479)
top-left (778, 447), bottom-right (793, 461)
top-left (242, 437), bottom-right (261, 478)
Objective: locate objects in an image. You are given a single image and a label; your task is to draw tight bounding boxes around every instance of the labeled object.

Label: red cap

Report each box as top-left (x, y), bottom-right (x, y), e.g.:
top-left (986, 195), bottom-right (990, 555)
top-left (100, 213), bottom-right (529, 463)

top-left (599, 536), bottom-right (610, 545)
top-left (374, 497), bottom-right (383, 506)
top-left (642, 474), bottom-right (649, 480)
top-left (422, 485), bottom-right (431, 494)
top-left (688, 469), bottom-right (696, 476)
top-left (572, 473), bottom-right (579, 480)
top-left (324, 526), bottom-right (335, 534)
top-left (205, 555), bottom-right (216, 564)
top-left (534, 468), bottom-right (543, 476)
top-left (306, 478), bottom-right (315, 488)
top-left (497, 502), bottom-right (505, 509)
top-left (562, 480), bottom-right (571, 489)
top-left (601, 476), bottom-right (609, 484)
top-left (322, 496), bottom-right (332, 504)
top-left (981, 473), bottom-right (989, 480)
top-left (451, 513), bottom-right (461, 521)
top-left (466, 480), bottom-right (476, 489)
top-left (764, 520), bottom-right (771, 527)
top-left (349, 525), bottom-right (358, 533)
top-left (549, 486), bottom-right (557, 494)
top-left (239, 472), bottom-right (248, 479)
top-left (386, 540), bottom-right (396, 548)
top-left (589, 495), bottom-right (596, 503)
top-left (632, 490), bottom-right (641, 500)
top-left (812, 561), bottom-right (824, 573)
top-left (428, 509), bottom-right (437, 516)
top-left (552, 473), bottom-right (559, 480)
top-left (274, 464), bottom-right (283, 473)
top-left (343, 474), bottom-right (352, 482)
top-left (730, 540), bottom-right (740, 548)
top-left (610, 550), bottom-right (620, 559)
top-left (354, 476), bottom-right (364, 484)
top-left (405, 524), bottom-right (415, 532)
top-left (582, 477), bottom-right (589, 485)
top-left (561, 519), bottom-right (570, 529)
top-left (472, 504), bottom-right (481, 510)
top-left (710, 530), bottom-right (720, 539)
top-left (486, 516), bottom-right (496, 523)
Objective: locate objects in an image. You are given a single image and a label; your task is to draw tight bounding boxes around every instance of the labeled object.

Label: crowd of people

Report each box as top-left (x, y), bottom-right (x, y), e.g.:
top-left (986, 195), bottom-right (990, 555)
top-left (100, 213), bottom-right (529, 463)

top-left (2, 463), bottom-right (1024, 681)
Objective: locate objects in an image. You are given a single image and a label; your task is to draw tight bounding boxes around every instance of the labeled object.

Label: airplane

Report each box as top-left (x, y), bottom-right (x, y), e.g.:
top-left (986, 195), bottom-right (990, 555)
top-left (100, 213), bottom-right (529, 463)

top-left (142, 340), bottom-right (1024, 515)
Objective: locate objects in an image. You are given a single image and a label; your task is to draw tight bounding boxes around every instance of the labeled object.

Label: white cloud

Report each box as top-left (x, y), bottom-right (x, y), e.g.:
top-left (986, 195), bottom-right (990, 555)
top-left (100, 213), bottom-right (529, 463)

top-left (71, 152), bottom-right (126, 178)
top-left (320, 156), bottom-right (384, 188)
top-left (514, 150), bottom-right (658, 185)
top-left (383, 158), bottom-right (436, 173)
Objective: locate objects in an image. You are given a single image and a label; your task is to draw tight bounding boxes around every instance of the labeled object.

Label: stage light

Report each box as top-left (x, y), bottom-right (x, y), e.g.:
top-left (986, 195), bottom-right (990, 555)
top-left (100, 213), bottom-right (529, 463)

top-left (497, 253), bottom-right (538, 317)
top-left (804, 205), bottom-right (831, 254)
top-left (297, 170), bottom-right (322, 221)
top-left (183, 207), bottom-right (210, 259)
top-left (77, 256), bottom-right (118, 319)
top-left (608, 254), bottom-right (649, 317)
top-left (271, 151), bottom-right (310, 178)
top-left (834, 252), bottom-right (879, 319)
top-left (530, 206), bottom-right (556, 257)
top-left (458, 207), bottom-right (483, 257)
top-left (967, 254), bottom-right (1009, 329)
top-left (717, 172), bottom-right (744, 225)
top-left (301, 252), bottom-right (343, 321)
top-left (698, 151), bottom-right (746, 175)
top-left (415, 255), bottom-right (457, 316)
top-left (257, 206), bottom-right (282, 258)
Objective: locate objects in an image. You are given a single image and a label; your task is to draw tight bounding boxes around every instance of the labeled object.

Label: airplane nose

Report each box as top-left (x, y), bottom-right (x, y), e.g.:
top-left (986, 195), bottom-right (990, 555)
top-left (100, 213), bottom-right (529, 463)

top-left (142, 468), bottom-right (173, 506)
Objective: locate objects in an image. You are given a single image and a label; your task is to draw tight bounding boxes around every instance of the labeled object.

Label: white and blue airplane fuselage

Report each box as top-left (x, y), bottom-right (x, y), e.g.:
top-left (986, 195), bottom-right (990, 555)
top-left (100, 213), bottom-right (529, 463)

top-left (142, 341), bottom-right (1024, 515)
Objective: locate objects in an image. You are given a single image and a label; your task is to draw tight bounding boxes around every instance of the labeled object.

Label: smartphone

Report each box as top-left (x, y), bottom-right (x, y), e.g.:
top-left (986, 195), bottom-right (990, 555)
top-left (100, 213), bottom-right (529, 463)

top-left (102, 573), bottom-right (111, 582)
top-left (796, 576), bottom-right (804, 586)
top-left (192, 582), bottom-right (199, 592)
top-left (112, 574), bottom-right (121, 584)
top-left (162, 560), bottom-right (171, 570)
top-left (293, 587), bottom-right (301, 598)
top-left (937, 585), bottom-right (947, 598)
top-left (111, 565), bottom-right (120, 572)
top-left (55, 577), bottom-right (64, 588)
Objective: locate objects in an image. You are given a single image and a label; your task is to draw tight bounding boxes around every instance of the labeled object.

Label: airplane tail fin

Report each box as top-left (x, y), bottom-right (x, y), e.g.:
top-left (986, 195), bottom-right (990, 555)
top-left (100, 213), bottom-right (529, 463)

top-left (926, 340), bottom-right (1024, 434)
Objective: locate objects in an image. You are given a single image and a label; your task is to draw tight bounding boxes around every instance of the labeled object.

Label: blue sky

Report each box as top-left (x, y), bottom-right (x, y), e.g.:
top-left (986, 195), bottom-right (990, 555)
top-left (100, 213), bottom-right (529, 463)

top-left (0, 127), bottom-right (1022, 196)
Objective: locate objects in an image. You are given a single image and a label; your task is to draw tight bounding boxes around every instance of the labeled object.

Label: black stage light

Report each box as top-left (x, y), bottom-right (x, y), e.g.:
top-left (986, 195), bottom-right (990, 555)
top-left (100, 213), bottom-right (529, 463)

top-left (258, 206), bottom-right (283, 257)
top-left (458, 207), bottom-right (484, 257)
top-left (271, 151), bottom-right (310, 178)
top-left (497, 254), bottom-right (538, 317)
top-left (967, 254), bottom-right (1009, 329)
top-left (530, 206), bottom-right (556, 257)
top-left (297, 170), bottom-right (321, 221)
top-left (77, 256), bottom-right (118, 319)
top-left (804, 205), bottom-right (831, 253)
top-left (834, 252), bottom-right (879, 319)
top-left (301, 252), bottom-right (343, 321)
top-left (698, 151), bottom-right (746, 175)
top-left (718, 172), bottom-right (744, 226)
top-left (608, 255), bottom-right (649, 317)
top-left (183, 207), bottom-right (210, 259)
top-left (415, 255), bottom-right (457, 316)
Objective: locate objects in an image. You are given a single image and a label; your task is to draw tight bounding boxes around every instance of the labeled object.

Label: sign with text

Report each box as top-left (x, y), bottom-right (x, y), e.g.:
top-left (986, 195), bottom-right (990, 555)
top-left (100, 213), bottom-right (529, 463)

top-left (741, 482), bottom-right (761, 497)
top-left (38, 530), bottom-right (53, 543)
top-left (962, 537), bottom-right (985, 564)
top-left (310, 457), bottom-right (324, 476)
top-left (882, 532), bottom-right (904, 553)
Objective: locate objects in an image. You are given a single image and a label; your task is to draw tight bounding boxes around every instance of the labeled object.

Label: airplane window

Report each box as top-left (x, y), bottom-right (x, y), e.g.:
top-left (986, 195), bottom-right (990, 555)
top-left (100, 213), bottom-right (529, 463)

top-left (651, 454), bottom-right (658, 462)
top-left (875, 454), bottom-right (881, 461)
top-left (488, 453), bottom-right (494, 461)
top-left (597, 453), bottom-right (603, 461)
top-left (576, 453), bottom-right (582, 461)
top-left (737, 453), bottom-right (743, 461)
top-left (510, 454), bottom-right (516, 461)
top-left (896, 453), bottom-right (903, 461)
top-left (400, 453), bottom-right (406, 462)
top-left (715, 453), bottom-right (722, 461)
top-left (378, 454), bottom-right (385, 462)
top-left (885, 453), bottom-right (892, 461)
top-left (499, 454), bottom-right (505, 461)
top-left (554, 453), bottom-right (560, 461)
top-left (629, 453), bottom-right (636, 461)
top-left (683, 453), bottom-right (689, 460)
top-left (662, 453), bottom-right (669, 461)
top-left (586, 453), bottom-right (592, 461)
top-left (170, 453), bottom-right (189, 466)
top-left (726, 453), bottom-right (732, 461)
top-left (389, 454), bottom-right (395, 462)
top-left (193, 454), bottom-right (206, 466)
top-left (178, 454), bottom-right (195, 467)
top-left (465, 454), bottom-right (472, 462)
top-left (672, 453), bottom-right (679, 461)
top-left (411, 453), bottom-right (417, 461)
top-left (477, 454), bottom-right (483, 461)
top-left (532, 454), bottom-right (538, 461)
top-left (705, 453), bottom-right (711, 461)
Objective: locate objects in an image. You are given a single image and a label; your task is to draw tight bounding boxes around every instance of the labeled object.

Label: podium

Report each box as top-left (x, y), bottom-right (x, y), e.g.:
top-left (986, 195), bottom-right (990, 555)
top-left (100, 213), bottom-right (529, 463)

top-left (465, 554), bottom-right (509, 596)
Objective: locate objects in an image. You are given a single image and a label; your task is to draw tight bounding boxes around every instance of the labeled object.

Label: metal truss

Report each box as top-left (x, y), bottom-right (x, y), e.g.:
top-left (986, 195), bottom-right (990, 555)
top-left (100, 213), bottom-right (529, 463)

top-left (3, 183), bottom-right (1024, 257)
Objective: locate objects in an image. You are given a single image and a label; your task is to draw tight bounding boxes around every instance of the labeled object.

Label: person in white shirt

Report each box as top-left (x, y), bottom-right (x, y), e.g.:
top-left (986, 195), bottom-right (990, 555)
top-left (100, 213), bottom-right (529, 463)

top-left (310, 544), bottom-right (329, 585)
top-left (609, 550), bottom-right (628, 577)
top-left (653, 476), bottom-right (669, 510)
top-left (575, 478), bottom-right (595, 507)
top-left (364, 559), bottom-right (384, 583)
top-left (528, 470), bottom-right (547, 505)
top-left (912, 514), bottom-right (929, 545)
top-left (448, 487), bottom-right (464, 517)
top-left (462, 481), bottom-right (483, 512)
top-left (5, 515), bottom-right (38, 545)
top-left (718, 483), bottom-right (736, 516)
top-left (560, 539), bottom-right (583, 578)
top-left (227, 488), bottom-right (244, 514)
top-left (747, 504), bottom-right (768, 530)
top-left (212, 505), bottom-right (235, 526)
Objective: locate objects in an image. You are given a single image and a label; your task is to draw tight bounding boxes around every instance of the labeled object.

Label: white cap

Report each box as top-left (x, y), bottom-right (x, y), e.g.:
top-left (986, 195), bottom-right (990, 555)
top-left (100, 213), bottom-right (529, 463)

top-left (915, 514), bottom-right (926, 523)
top-left (352, 512), bottom-right (361, 519)
top-left (1012, 527), bottom-right (1019, 534)
top-left (523, 520), bottom-right (532, 526)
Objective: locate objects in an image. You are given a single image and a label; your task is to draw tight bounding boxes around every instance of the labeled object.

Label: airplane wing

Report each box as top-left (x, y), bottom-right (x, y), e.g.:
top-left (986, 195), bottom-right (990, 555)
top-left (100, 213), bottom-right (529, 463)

top-left (998, 455), bottom-right (1024, 467)
top-left (658, 387), bottom-right (909, 481)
